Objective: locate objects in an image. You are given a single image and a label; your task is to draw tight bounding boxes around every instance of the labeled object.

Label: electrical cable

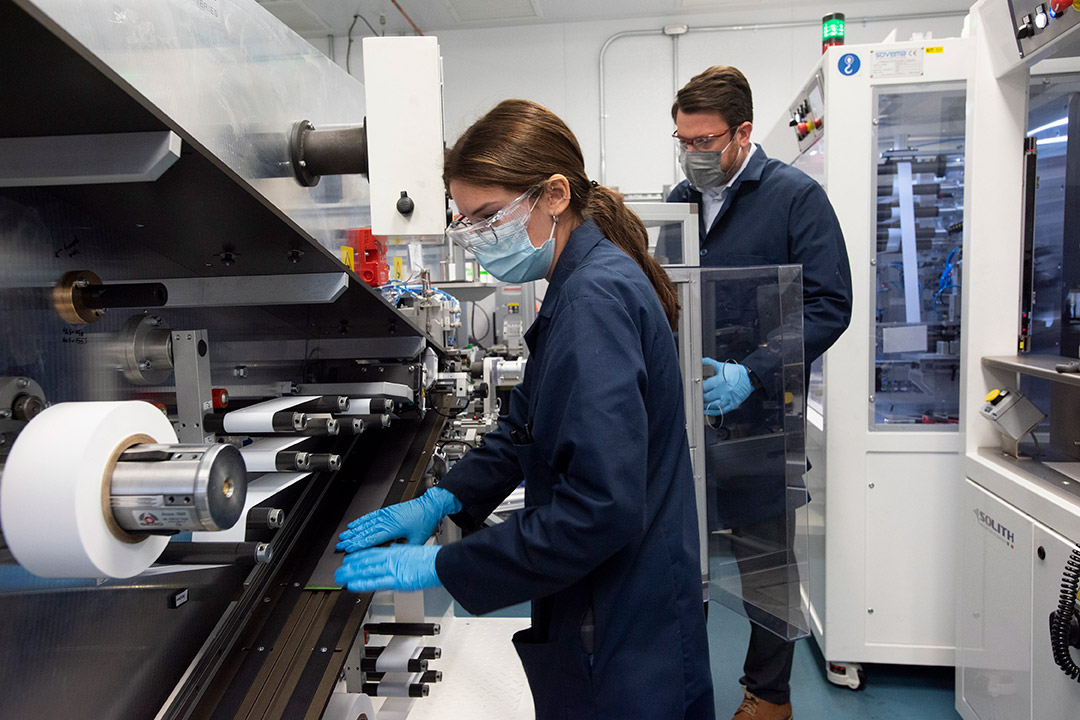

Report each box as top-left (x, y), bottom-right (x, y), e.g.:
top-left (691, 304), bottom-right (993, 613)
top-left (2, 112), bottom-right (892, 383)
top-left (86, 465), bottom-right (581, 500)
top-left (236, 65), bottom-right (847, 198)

top-left (345, 13), bottom-right (380, 75)
top-left (470, 302), bottom-right (491, 349)
top-left (1051, 543), bottom-right (1080, 681)
top-left (346, 15), bottom-right (358, 74)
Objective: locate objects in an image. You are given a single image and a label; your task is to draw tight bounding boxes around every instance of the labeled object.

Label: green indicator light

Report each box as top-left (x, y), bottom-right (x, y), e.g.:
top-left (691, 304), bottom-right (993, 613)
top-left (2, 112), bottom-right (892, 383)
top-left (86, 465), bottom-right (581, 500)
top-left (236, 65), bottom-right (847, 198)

top-left (823, 18), bottom-right (846, 41)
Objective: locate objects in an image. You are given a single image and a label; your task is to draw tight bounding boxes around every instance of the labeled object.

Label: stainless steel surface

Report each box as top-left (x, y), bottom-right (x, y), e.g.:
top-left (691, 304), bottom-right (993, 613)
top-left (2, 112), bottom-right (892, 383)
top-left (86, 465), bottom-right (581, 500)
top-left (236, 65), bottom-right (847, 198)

top-left (111, 443), bottom-right (248, 532)
top-left (983, 354), bottom-right (1080, 387)
top-left (172, 329), bottom-right (214, 443)
top-left (0, 130), bottom-right (181, 187)
top-left (119, 314), bottom-right (174, 386)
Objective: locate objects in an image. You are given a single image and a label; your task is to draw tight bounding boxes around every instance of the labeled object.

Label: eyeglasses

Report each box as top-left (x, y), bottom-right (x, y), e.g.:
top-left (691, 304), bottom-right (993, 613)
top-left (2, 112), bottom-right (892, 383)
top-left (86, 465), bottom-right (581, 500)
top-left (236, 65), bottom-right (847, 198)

top-left (446, 187), bottom-right (540, 250)
top-left (672, 128), bottom-right (733, 152)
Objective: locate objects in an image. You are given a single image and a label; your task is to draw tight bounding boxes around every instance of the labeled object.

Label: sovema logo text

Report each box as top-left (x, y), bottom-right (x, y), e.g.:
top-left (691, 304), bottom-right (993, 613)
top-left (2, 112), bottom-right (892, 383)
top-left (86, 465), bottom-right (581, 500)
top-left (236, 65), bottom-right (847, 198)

top-left (974, 508), bottom-right (1015, 549)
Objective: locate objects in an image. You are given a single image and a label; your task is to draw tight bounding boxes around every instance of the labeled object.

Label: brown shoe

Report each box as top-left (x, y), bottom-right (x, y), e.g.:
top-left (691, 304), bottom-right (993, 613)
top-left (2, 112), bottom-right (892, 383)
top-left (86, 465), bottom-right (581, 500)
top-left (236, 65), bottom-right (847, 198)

top-left (731, 688), bottom-right (793, 720)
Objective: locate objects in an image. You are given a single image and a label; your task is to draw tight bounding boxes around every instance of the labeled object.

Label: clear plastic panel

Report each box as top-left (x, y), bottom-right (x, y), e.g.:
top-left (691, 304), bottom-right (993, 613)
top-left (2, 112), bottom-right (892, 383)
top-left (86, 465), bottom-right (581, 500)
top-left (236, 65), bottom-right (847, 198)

top-left (701, 265), bottom-right (809, 640)
top-left (872, 83), bottom-right (966, 429)
top-left (628, 202), bottom-right (698, 267)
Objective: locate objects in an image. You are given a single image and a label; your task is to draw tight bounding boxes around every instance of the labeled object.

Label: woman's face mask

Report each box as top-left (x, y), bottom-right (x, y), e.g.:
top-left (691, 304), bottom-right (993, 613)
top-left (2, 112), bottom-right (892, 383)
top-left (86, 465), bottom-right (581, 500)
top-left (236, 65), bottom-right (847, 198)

top-left (447, 187), bottom-right (557, 284)
top-left (678, 137), bottom-right (739, 191)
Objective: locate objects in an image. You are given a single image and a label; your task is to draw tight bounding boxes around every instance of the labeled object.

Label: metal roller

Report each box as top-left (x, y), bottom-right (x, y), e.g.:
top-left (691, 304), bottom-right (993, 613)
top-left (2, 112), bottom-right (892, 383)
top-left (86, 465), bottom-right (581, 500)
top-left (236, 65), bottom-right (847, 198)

top-left (109, 443), bottom-right (248, 534)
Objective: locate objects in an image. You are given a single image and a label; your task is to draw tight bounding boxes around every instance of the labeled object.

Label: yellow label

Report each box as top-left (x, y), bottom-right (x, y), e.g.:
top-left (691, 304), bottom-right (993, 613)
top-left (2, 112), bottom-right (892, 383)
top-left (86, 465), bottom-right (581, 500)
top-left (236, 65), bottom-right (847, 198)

top-left (926, 46), bottom-right (944, 54)
top-left (340, 245), bottom-right (355, 271)
top-left (393, 256), bottom-right (404, 280)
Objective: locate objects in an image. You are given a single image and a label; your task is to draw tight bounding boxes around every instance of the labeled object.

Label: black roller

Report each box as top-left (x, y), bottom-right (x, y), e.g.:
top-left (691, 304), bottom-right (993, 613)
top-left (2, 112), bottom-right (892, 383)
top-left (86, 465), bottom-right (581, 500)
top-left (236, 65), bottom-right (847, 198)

top-left (80, 282), bottom-right (168, 309)
top-left (289, 119), bottom-right (368, 187)
top-left (246, 507), bottom-right (284, 530)
top-left (155, 541), bottom-right (271, 565)
top-left (364, 622), bottom-right (440, 636)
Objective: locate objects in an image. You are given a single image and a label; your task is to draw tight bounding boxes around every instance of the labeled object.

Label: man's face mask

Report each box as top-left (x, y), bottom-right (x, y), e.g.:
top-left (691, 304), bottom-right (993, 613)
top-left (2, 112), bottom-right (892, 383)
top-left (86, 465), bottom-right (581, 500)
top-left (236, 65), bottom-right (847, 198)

top-left (447, 188), bottom-right (557, 284)
top-left (678, 137), bottom-right (738, 191)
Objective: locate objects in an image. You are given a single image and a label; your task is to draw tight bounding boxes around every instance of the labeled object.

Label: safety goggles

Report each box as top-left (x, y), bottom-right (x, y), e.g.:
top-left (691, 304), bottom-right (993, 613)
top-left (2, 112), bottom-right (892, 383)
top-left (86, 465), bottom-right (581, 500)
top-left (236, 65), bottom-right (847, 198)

top-left (446, 187), bottom-right (540, 250)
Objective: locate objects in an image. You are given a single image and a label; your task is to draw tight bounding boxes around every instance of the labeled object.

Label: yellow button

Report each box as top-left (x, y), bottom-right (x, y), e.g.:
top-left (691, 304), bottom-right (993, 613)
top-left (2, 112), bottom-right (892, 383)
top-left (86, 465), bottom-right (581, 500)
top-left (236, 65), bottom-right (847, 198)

top-left (985, 389), bottom-right (1001, 403)
top-left (784, 392), bottom-right (794, 404)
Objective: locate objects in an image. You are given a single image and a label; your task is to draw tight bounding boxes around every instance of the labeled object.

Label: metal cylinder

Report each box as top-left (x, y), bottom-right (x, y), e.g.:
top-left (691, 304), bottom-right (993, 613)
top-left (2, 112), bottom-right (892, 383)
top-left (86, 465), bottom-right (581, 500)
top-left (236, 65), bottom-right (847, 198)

top-left (302, 416), bottom-right (339, 436)
top-left (306, 453), bottom-right (341, 471)
top-left (337, 418), bottom-right (365, 436)
top-left (155, 541), bottom-right (271, 565)
top-left (289, 120), bottom-right (368, 187)
top-left (247, 507), bottom-right (285, 529)
top-left (109, 443), bottom-right (247, 533)
top-left (201, 410), bottom-right (307, 434)
top-left (276, 450), bottom-right (312, 471)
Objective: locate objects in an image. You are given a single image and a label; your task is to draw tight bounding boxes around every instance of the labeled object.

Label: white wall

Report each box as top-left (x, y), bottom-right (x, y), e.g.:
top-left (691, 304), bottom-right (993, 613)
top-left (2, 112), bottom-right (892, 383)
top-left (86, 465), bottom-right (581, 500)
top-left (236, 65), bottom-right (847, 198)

top-left (312, 2), bottom-right (969, 196)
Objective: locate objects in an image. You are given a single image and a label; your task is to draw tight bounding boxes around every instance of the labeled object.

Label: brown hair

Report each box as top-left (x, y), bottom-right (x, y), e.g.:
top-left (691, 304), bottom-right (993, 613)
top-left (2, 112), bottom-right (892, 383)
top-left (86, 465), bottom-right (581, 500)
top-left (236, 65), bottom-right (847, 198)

top-left (671, 65), bottom-right (754, 127)
top-left (444, 99), bottom-right (680, 328)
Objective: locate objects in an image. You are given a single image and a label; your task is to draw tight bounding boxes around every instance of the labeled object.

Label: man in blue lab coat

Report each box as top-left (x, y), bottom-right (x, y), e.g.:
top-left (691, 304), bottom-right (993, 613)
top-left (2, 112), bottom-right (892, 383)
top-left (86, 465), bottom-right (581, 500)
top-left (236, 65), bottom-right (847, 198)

top-left (667, 66), bottom-right (852, 720)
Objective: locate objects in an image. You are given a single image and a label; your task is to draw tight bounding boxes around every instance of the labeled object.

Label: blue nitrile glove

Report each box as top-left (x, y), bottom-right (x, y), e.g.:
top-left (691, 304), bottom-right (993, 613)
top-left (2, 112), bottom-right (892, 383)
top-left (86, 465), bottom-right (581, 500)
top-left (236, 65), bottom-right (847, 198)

top-left (337, 486), bottom-right (463, 553)
top-left (702, 358), bottom-right (755, 416)
top-left (335, 544), bottom-right (442, 593)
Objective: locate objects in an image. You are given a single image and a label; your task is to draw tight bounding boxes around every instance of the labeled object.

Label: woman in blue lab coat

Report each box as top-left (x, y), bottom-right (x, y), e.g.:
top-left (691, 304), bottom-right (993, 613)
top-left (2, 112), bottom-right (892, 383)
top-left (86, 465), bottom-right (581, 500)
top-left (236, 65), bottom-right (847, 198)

top-left (335, 99), bottom-right (715, 719)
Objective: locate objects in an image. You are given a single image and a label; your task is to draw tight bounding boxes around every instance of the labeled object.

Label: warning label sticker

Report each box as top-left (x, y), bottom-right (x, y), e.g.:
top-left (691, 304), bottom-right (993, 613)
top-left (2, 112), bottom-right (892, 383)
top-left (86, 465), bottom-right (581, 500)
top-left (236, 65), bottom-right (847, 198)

top-left (131, 508), bottom-right (196, 530)
top-left (871, 48), bottom-right (924, 78)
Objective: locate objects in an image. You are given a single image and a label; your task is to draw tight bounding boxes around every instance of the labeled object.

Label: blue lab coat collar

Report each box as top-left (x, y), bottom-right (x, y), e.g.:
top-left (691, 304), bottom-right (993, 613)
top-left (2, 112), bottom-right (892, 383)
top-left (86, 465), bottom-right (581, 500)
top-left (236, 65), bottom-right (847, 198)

top-left (538, 218), bottom-right (605, 318)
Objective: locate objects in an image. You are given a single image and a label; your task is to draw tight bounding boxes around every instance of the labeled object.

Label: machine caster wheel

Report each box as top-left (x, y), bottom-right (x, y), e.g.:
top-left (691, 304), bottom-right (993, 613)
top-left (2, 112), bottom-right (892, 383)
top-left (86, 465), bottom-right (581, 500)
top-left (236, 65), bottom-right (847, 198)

top-left (826, 661), bottom-right (866, 691)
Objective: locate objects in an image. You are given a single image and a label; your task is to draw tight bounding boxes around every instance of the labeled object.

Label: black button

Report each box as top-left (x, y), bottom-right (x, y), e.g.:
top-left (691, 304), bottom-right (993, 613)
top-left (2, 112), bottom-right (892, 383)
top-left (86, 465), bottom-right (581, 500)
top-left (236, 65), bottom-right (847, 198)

top-left (700, 248), bottom-right (708, 257)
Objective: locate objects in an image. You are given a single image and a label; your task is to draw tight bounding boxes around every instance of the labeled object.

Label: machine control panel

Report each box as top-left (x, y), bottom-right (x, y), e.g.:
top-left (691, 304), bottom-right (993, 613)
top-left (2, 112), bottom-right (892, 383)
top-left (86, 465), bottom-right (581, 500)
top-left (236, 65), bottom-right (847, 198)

top-left (1010, 0), bottom-right (1080, 58)
top-left (787, 71), bottom-right (826, 154)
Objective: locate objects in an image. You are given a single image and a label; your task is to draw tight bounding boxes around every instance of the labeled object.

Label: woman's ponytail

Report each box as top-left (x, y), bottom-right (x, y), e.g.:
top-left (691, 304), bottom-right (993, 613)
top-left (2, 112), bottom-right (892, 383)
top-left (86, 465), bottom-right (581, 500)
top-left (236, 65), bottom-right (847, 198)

top-left (586, 185), bottom-right (681, 329)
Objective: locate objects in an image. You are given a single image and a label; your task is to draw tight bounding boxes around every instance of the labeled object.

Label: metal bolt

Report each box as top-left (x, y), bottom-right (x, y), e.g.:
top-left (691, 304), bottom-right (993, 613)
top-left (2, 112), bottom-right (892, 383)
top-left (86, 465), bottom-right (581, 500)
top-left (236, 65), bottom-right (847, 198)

top-left (74, 278), bottom-right (90, 288)
top-left (263, 596), bottom-right (271, 603)
top-left (869, 395), bottom-right (875, 403)
top-left (149, 316), bottom-right (163, 326)
top-left (872, 118), bottom-right (879, 126)
top-left (294, 582), bottom-right (300, 587)
top-left (379, 367), bottom-right (385, 373)
top-left (868, 608), bottom-right (874, 614)
top-left (299, 160), bottom-right (307, 167)
top-left (398, 477), bottom-right (405, 483)
top-left (15, 377), bottom-right (28, 388)
top-left (870, 258), bottom-right (876, 266)
top-left (139, 361), bottom-right (152, 371)
top-left (320, 647), bottom-right (328, 653)
top-left (257, 646), bottom-right (265, 652)
top-left (868, 483), bottom-right (875, 489)
top-left (0, 410), bottom-right (11, 419)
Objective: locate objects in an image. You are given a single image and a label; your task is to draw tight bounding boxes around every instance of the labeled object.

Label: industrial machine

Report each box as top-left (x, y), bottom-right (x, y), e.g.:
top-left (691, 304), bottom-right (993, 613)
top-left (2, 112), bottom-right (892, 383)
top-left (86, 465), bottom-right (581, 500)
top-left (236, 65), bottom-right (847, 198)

top-left (957, 1), bottom-right (1080, 718)
top-left (763, 34), bottom-right (973, 687)
top-left (0, 1), bottom-right (475, 718)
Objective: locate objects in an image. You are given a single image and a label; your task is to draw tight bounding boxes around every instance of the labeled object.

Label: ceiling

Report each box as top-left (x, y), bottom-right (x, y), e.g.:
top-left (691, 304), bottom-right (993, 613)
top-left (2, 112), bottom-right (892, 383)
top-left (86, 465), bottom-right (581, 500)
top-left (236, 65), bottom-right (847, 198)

top-left (256, 0), bottom-right (967, 38)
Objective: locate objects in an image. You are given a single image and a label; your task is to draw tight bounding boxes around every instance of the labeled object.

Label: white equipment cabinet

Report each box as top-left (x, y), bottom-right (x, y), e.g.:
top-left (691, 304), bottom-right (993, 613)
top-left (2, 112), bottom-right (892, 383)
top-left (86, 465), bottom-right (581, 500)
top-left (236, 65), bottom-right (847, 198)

top-left (956, 0), bottom-right (1080, 717)
top-left (763, 36), bottom-right (974, 687)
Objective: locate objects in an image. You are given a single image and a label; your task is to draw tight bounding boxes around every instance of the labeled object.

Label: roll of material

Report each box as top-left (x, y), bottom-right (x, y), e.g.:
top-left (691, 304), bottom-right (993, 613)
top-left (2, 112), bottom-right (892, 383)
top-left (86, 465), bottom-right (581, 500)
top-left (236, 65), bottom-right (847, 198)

top-left (0, 401), bottom-right (175, 578)
top-left (239, 436), bottom-right (306, 472)
top-left (191, 472), bottom-right (310, 543)
top-left (320, 692), bottom-right (375, 720)
top-left (218, 396), bottom-right (317, 433)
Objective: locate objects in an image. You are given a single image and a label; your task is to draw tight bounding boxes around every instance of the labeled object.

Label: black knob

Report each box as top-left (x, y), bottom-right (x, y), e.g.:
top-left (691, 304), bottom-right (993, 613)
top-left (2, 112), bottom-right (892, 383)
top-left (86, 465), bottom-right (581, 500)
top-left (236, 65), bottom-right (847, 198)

top-left (1017, 15), bottom-right (1035, 40)
top-left (1038, 546), bottom-right (1046, 560)
top-left (397, 191), bottom-right (415, 216)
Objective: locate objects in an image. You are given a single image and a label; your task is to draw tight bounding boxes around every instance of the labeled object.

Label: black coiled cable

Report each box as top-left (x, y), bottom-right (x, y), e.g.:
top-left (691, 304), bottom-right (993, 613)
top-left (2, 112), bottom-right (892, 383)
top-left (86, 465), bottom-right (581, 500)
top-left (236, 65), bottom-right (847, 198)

top-left (1051, 544), bottom-right (1080, 681)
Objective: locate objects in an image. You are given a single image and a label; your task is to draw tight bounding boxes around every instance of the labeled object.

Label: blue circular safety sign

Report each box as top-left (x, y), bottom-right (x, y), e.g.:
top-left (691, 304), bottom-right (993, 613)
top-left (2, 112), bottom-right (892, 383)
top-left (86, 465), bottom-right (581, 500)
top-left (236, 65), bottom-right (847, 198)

top-left (838, 53), bottom-right (861, 76)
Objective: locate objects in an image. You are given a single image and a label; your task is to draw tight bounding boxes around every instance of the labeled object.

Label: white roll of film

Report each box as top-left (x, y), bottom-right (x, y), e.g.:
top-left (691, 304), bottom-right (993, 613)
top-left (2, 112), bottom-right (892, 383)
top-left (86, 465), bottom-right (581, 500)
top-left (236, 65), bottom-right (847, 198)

top-left (0, 401), bottom-right (176, 578)
top-left (320, 692), bottom-right (375, 720)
